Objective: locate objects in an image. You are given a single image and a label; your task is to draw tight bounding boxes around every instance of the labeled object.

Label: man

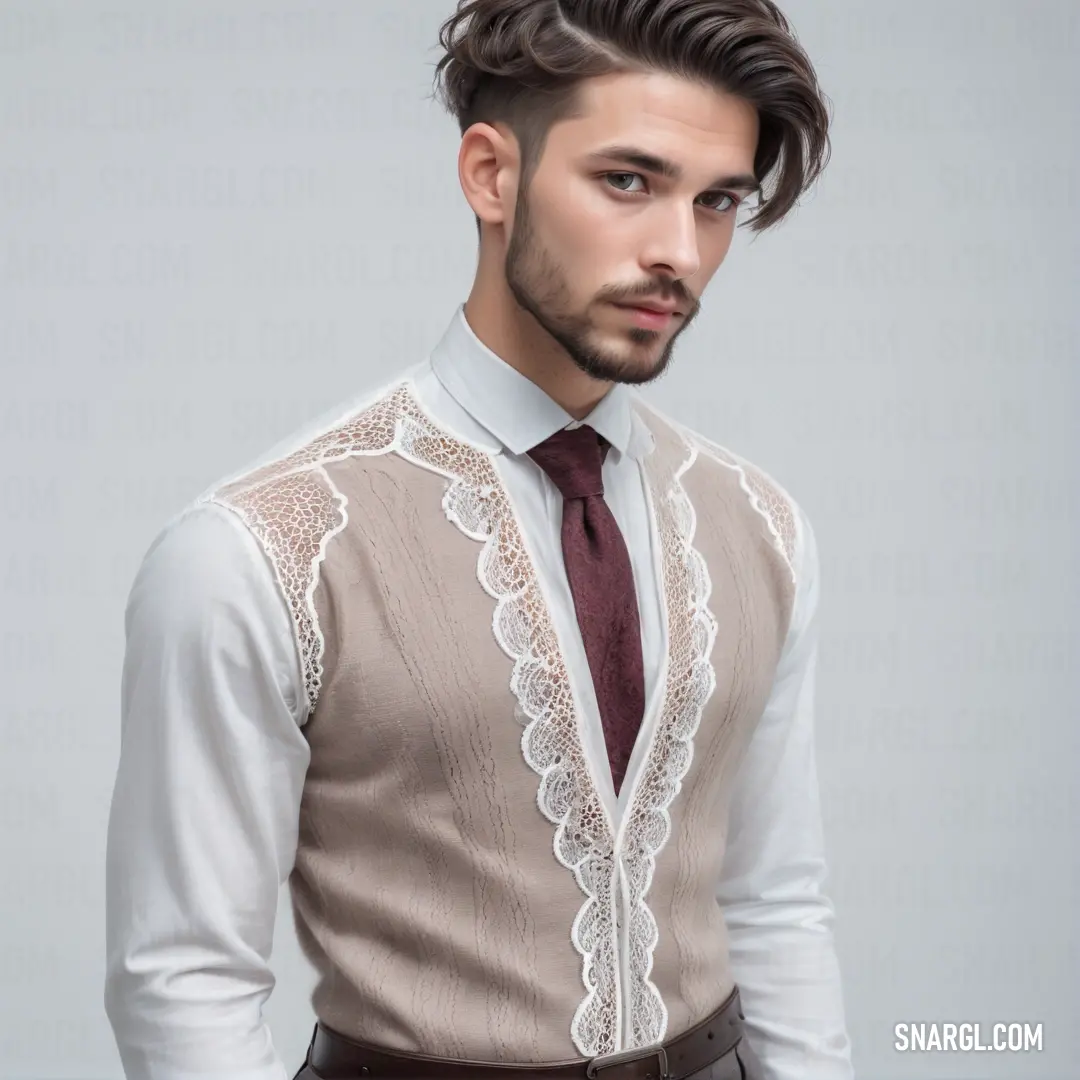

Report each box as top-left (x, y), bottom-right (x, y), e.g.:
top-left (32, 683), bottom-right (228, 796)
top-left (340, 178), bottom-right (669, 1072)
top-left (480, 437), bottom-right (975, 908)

top-left (105, 1), bottom-right (852, 1078)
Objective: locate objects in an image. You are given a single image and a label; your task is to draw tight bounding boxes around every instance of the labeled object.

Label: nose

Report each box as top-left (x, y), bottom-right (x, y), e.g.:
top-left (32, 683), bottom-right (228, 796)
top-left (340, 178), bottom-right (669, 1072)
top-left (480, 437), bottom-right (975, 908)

top-left (640, 202), bottom-right (702, 282)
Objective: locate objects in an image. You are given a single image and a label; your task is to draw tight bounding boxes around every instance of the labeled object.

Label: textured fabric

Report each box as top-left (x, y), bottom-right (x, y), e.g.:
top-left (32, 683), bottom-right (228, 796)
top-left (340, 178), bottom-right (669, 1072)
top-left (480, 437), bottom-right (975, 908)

top-left (104, 304), bottom-right (854, 1080)
top-left (200, 383), bottom-right (795, 1061)
top-left (527, 425), bottom-right (645, 794)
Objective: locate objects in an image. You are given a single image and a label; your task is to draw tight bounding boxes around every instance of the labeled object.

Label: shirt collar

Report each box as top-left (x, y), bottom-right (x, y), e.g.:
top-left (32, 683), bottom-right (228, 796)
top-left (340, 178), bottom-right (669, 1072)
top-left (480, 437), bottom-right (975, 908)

top-left (429, 305), bottom-right (653, 460)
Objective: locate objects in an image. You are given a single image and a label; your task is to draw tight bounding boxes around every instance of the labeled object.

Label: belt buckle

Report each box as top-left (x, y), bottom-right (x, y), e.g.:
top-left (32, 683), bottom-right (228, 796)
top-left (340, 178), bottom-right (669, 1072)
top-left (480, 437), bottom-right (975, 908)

top-left (585, 1043), bottom-right (669, 1080)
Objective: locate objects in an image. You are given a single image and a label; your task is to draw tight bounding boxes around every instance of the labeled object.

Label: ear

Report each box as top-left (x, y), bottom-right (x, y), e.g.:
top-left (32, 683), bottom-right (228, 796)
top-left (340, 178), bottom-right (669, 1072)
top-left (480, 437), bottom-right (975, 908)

top-left (458, 121), bottom-right (520, 230)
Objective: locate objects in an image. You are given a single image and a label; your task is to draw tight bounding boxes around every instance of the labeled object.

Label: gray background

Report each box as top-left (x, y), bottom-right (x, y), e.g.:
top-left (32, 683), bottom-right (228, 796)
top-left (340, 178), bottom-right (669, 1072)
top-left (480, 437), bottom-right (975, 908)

top-left (1, 1), bottom-right (1076, 1077)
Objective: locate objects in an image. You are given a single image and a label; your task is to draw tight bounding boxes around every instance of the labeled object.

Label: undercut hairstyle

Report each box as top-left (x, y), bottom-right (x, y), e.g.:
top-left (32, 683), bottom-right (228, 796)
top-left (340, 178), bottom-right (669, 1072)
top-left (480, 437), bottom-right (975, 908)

top-left (430, 0), bottom-right (832, 236)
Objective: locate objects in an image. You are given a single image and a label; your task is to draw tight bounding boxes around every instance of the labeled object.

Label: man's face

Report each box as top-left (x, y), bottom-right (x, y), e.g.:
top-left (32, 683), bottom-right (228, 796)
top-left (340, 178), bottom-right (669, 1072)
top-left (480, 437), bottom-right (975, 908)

top-left (503, 70), bottom-right (760, 385)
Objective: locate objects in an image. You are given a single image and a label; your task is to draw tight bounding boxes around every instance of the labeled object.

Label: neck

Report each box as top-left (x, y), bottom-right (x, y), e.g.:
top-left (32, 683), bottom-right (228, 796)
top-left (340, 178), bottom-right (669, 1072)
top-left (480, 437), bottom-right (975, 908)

top-left (463, 279), bottom-right (612, 422)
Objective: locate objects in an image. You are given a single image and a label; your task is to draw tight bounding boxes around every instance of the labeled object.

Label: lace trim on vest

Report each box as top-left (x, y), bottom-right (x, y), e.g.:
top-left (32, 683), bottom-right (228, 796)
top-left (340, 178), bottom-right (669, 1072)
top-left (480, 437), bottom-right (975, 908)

top-left (205, 387), bottom-right (427, 712)
top-left (204, 381), bottom-right (623, 1057)
top-left (207, 466), bottom-right (347, 712)
top-left (617, 438), bottom-right (719, 1049)
top-left (681, 430), bottom-right (798, 585)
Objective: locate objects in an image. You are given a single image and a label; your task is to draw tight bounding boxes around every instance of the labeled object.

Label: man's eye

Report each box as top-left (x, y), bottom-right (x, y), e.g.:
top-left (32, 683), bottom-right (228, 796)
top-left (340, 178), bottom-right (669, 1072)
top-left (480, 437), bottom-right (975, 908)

top-left (605, 172), bottom-right (645, 192)
top-left (605, 174), bottom-right (738, 214)
top-left (700, 192), bottom-right (738, 212)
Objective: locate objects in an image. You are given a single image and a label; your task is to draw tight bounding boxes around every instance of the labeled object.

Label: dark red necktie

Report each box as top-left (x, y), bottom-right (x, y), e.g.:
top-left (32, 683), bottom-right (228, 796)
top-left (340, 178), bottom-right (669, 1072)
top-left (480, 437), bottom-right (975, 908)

top-left (528, 425), bottom-right (646, 795)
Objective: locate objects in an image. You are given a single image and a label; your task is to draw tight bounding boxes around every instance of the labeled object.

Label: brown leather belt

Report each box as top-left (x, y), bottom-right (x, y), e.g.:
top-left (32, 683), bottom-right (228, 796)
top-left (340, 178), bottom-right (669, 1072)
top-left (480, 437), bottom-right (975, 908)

top-left (301, 985), bottom-right (745, 1080)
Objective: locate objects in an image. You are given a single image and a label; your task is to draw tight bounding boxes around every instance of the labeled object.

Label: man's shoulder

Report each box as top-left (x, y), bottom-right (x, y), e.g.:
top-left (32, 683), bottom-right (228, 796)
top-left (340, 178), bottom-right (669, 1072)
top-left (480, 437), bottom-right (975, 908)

top-left (202, 371), bottom-right (418, 506)
top-left (149, 368), bottom-right (423, 583)
top-left (636, 399), bottom-right (804, 513)
top-left (634, 397), bottom-right (809, 579)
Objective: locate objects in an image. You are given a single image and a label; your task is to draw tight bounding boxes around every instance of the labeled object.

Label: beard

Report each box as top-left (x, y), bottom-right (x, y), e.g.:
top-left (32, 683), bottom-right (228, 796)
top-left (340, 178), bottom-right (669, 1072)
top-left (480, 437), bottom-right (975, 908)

top-left (503, 183), bottom-right (695, 386)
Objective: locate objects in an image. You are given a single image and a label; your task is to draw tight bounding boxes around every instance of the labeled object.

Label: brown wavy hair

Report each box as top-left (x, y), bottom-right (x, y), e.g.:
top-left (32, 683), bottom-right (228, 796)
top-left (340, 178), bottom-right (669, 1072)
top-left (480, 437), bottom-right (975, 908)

top-left (429, 0), bottom-right (832, 235)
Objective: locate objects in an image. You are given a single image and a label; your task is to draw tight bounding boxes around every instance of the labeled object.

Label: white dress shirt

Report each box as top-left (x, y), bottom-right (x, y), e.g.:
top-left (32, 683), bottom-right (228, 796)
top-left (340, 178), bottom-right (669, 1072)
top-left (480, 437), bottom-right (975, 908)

top-left (105, 305), bottom-right (852, 1079)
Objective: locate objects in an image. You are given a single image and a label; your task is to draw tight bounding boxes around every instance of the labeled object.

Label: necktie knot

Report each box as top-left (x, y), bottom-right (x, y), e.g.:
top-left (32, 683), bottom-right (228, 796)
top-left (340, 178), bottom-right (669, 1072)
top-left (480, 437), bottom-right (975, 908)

top-left (527, 425), bottom-right (610, 501)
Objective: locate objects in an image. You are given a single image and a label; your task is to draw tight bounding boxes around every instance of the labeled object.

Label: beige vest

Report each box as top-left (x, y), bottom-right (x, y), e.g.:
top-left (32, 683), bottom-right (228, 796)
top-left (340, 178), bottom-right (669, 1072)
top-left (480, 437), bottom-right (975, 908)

top-left (206, 378), bottom-right (798, 1062)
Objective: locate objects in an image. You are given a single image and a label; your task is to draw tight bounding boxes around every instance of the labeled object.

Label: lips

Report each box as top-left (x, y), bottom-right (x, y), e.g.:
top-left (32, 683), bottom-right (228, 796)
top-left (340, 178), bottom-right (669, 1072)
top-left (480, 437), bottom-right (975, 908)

top-left (617, 300), bottom-right (681, 316)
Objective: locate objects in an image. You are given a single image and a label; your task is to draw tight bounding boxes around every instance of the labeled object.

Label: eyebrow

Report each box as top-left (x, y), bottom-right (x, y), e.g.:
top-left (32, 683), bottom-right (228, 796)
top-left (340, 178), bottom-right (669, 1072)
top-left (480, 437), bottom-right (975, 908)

top-left (585, 144), bottom-right (761, 194)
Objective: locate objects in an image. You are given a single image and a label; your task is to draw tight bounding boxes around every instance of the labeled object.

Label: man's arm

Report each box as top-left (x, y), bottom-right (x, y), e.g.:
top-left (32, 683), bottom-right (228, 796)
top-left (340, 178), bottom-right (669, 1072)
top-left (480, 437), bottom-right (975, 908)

top-left (716, 504), bottom-right (854, 1079)
top-left (105, 501), bottom-right (311, 1080)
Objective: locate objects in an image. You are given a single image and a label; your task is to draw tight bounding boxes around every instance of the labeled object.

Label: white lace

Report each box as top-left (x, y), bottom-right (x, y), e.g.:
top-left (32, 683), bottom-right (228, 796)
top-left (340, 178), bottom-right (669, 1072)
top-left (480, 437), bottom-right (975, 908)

top-left (615, 405), bottom-right (798, 1050)
top-left (205, 385), bottom-right (420, 712)
top-left (684, 431), bottom-right (798, 584)
top-left (614, 432), bottom-right (719, 1050)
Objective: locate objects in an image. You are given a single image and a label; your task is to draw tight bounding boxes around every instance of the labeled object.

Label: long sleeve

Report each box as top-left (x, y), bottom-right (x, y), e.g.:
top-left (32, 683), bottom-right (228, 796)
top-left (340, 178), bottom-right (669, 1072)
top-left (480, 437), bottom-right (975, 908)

top-left (715, 505), bottom-right (854, 1079)
top-left (105, 501), bottom-right (311, 1080)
